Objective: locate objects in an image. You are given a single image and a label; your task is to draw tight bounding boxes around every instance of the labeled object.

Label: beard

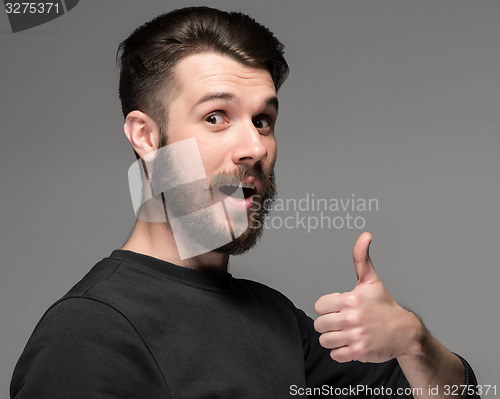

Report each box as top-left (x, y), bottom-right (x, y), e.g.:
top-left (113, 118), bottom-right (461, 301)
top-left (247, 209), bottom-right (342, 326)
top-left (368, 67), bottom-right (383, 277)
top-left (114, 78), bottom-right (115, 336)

top-left (144, 141), bottom-right (277, 259)
top-left (212, 165), bottom-right (277, 256)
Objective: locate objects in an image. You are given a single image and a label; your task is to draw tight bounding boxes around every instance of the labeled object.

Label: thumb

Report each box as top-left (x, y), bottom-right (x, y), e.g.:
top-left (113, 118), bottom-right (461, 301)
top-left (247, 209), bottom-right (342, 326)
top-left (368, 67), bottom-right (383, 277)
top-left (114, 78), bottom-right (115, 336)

top-left (353, 232), bottom-right (379, 284)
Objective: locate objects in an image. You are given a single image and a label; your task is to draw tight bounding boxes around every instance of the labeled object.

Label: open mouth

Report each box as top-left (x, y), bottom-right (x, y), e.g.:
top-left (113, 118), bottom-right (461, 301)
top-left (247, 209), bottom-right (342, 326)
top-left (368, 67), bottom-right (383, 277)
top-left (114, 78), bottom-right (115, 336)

top-left (219, 182), bottom-right (257, 200)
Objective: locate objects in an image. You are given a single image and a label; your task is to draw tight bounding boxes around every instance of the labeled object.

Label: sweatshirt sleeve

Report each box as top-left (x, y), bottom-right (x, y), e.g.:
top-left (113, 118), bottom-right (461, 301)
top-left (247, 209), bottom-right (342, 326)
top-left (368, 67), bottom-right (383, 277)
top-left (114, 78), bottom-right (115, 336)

top-left (10, 297), bottom-right (169, 399)
top-left (295, 308), bottom-right (479, 399)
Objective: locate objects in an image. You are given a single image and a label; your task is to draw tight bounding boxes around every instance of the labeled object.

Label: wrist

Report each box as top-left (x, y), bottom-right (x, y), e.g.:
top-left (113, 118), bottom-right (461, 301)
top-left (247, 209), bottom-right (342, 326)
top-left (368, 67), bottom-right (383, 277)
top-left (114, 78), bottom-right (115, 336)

top-left (397, 310), bottom-right (428, 361)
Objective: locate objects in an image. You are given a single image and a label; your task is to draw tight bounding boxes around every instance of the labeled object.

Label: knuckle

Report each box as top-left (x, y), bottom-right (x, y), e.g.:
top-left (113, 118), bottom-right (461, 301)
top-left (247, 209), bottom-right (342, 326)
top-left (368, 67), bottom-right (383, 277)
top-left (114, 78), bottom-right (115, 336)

top-left (351, 343), bottom-right (366, 361)
top-left (344, 293), bottom-right (359, 308)
top-left (346, 311), bottom-right (361, 326)
top-left (350, 327), bottom-right (366, 346)
top-left (352, 339), bottom-right (374, 362)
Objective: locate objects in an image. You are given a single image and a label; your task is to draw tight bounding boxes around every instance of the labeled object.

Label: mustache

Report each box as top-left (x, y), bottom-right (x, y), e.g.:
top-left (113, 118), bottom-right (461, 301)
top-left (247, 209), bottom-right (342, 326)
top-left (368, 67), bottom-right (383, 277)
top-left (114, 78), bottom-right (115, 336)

top-left (209, 165), bottom-right (272, 191)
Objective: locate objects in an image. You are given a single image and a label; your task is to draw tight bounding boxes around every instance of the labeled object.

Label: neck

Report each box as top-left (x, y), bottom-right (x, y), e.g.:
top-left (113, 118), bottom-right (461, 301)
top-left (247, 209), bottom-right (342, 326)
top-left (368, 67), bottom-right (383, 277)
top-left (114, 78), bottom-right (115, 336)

top-left (121, 219), bottom-right (230, 274)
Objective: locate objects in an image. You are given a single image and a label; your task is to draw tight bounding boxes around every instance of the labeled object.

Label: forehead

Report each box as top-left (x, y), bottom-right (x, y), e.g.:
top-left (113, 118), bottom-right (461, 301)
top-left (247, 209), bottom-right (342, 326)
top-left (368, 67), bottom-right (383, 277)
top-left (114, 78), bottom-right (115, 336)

top-left (170, 53), bottom-right (277, 102)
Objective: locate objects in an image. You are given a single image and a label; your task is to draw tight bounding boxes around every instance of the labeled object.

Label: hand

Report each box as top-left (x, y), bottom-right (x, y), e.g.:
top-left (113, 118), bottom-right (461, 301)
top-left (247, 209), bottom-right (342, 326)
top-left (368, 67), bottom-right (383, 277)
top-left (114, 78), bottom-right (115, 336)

top-left (314, 232), bottom-right (421, 363)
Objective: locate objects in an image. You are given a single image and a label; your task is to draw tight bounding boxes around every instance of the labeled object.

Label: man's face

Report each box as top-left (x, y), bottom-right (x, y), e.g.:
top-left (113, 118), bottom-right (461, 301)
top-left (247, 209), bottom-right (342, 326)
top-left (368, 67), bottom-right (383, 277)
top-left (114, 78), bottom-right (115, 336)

top-left (160, 52), bottom-right (278, 255)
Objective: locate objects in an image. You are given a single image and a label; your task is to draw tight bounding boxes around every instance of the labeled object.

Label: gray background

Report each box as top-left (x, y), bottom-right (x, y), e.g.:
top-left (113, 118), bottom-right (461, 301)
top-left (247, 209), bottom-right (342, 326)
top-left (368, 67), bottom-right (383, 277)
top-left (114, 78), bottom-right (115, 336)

top-left (1, 0), bottom-right (499, 395)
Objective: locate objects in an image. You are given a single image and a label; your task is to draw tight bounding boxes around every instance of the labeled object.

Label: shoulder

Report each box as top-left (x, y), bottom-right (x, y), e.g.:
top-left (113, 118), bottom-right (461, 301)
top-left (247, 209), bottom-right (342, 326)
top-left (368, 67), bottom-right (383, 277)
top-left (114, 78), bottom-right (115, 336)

top-left (37, 295), bottom-right (134, 336)
top-left (61, 254), bottom-right (125, 298)
top-left (18, 296), bottom-right (144, 369)
top-left (11, 297), bottom-right (167, 398)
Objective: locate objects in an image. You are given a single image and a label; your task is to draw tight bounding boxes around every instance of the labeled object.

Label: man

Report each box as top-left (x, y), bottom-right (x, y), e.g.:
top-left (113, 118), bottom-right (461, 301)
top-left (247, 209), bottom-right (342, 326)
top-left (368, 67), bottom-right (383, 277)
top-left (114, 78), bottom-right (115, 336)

top-left (11, 7), bottom-right (478, 398)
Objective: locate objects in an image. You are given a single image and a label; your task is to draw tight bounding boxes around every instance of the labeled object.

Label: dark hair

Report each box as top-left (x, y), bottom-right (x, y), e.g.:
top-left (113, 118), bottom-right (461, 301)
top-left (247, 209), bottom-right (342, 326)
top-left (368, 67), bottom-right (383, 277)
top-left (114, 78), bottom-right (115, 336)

top-left (117, 6), bottom-right (289, 157)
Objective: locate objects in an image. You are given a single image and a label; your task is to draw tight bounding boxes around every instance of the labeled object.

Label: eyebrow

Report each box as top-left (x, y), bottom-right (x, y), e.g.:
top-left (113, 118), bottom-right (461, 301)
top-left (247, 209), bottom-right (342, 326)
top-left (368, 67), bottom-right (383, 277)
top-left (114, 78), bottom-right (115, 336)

top-left (194, 91), bottom-right (279, 114)
top-left (195, 92), bottom-right (238, 106)
top-left (266, 96), bottom-right (279, 114)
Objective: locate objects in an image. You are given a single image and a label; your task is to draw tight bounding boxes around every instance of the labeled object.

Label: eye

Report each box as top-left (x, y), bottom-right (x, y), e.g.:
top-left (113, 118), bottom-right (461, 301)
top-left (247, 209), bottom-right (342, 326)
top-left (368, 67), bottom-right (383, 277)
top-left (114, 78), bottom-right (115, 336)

top-left (205, 112), bottom-right (227, 125)
top-left (253, 115), bottom-right (273, 133)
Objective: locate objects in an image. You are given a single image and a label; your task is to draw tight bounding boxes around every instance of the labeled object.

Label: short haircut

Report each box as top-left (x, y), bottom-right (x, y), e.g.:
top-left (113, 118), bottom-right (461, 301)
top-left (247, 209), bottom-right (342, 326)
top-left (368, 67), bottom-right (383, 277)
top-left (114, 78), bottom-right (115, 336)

top-left (117, 6), bottom-right (289, 157)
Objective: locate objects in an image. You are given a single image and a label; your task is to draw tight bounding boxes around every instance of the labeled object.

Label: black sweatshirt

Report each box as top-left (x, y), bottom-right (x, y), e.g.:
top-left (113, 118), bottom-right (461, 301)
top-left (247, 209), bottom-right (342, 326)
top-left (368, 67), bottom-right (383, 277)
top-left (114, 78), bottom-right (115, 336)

top-left (11, 250), bottom-right (478, 398)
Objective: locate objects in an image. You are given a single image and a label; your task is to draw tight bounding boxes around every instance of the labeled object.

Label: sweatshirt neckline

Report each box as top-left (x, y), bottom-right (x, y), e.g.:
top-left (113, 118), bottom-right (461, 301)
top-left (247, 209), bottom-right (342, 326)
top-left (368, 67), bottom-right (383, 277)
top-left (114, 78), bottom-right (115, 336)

top-left (109, 249), bottom-right (233, 290)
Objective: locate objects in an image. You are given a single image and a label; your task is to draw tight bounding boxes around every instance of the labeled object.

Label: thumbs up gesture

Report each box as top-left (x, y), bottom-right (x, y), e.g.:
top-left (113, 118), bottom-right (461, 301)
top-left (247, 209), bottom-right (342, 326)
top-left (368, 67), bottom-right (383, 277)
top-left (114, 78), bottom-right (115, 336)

top-left (314, 232), bottom-right (420, 363)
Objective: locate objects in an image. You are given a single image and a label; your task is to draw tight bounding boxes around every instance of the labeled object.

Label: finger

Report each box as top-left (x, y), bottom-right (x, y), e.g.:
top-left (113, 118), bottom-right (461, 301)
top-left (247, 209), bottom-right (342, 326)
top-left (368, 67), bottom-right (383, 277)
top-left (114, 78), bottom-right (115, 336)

top-left (314, 313), bottom-right (344, 334)
top-left (330, 346), bottom-right (355, 363)
top-left (314, 293), bottom-right (342, 316)
top-left (318, 331), bottom-right (350, 350)
top-left (353, 232), bottom-right (379, 283)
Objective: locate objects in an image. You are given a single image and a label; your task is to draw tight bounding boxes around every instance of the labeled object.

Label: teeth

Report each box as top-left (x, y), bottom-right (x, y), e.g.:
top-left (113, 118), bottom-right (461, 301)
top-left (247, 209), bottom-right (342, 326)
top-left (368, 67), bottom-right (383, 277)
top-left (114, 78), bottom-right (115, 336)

top-left (241, 182), bottom-right (255, 189)
top-left (224, 182), bottom-right (255, 189)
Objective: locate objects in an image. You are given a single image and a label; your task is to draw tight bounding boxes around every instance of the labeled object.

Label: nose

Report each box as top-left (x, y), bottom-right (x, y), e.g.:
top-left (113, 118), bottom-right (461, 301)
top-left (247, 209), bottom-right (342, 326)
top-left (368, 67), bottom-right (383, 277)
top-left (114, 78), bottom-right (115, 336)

top-left (231, 120), bottom-right (269, 167)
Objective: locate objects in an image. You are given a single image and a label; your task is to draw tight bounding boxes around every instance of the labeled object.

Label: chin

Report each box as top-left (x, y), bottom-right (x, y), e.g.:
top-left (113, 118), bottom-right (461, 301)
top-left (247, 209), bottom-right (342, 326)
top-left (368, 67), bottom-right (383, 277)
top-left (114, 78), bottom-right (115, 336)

top-left (215, 209), bottom-right (266, 255)
top-left (214, 226), bottom-right (264, 255)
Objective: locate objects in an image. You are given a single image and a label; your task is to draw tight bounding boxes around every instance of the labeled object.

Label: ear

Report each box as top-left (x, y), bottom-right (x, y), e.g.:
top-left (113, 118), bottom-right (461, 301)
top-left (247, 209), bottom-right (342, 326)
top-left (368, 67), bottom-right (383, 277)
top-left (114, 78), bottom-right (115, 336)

top-left (123, 110), bottom-right (162, 160)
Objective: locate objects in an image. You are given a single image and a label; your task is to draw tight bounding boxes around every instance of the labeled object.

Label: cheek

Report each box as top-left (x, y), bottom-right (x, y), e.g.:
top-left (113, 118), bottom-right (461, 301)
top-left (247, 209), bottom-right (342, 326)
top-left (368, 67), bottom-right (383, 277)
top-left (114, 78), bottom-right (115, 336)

top-left (265, 137), bottom-right (277, 167)
top-left (196, 137), bottom-right (229, 172)
top-left (163, 121), bottom-right (197, 145)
